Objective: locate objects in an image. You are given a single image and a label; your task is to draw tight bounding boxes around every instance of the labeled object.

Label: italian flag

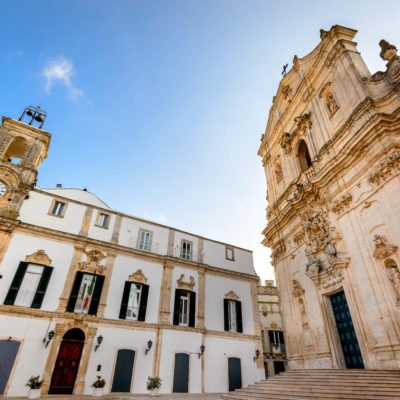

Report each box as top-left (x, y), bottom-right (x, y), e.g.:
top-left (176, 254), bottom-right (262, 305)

top-left (84, 274), bottom-right (96, 310)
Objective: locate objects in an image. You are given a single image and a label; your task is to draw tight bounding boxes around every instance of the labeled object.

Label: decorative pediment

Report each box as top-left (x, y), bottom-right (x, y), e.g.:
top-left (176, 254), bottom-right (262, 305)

top-left (225, 290), bottom-right (240, 301)
top-left (373, 235), bottom-right (398, 260)
top-left (25, 250), bottom-right (52, 266)
top-left (77, 249), bottom-right (107, 275)
top-left (177, 274), bottom-right (195, 291)
top-left (128, 269), bottom-right (148, 285)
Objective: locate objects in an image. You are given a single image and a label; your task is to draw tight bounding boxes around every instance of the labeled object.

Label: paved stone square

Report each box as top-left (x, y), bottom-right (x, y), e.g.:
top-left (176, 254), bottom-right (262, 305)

top-left (2, 394), bottom-right (224, 400)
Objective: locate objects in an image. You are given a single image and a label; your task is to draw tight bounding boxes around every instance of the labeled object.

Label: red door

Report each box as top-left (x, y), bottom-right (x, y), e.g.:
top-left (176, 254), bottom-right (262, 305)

top-left (49, 339), bottom-right (83, 394)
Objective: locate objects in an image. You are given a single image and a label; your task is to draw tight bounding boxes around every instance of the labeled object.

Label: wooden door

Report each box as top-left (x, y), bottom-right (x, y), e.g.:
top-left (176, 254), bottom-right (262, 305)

top-left (111, 349), bottom-right (135, 392)
top-left (49, 339), bottom-right (83, 394)
top-left (228, 357), bottom-right (242, 392)
top-left (331, 291), bottom-right (364, 369)
top-left (0, 340), bottom-right (20, 394)
top-left (172, 353), bottom-right (189, 393)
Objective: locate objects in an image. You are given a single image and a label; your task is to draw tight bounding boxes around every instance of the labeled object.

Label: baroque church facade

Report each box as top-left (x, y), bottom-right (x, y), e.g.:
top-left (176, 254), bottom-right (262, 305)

top-left (0, 115), bottom-right (264, 396)
top-left (259, 26), bottom-right (400, 370)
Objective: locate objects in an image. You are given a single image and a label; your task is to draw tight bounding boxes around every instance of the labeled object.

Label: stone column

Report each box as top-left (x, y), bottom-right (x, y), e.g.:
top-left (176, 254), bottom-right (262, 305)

top-left (197, 269), bottom-right (205, 329)
top-left (97, 252), bottom-right (116, 317)
top-left (57, 245), bottom-right (85, 311)
top-left (74, 327), bottom-right (97, 394)
top-left (158, 261), bottom-right (174, 323)
top-left (79, 207), bottom-right (93, 237)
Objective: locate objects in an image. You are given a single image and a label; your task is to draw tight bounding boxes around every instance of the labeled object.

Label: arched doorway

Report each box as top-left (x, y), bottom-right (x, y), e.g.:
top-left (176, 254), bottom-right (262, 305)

top-left (297, 140), bottom-right (312, 172)
top-left (49, 328), bottom-right (85, 394)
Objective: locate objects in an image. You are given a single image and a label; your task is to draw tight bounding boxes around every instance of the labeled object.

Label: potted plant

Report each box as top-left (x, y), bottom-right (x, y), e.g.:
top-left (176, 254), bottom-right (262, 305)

top-left (146, 376), bottom-right (161, 396)
top-left (26, 376), bottom-right (43, 399)
top-left (91, 375), bottom-right (105, 397)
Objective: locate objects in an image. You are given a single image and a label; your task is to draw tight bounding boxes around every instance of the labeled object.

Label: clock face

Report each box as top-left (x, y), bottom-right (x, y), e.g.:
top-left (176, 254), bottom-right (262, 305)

top-left (0, 182), bottom-right (7, 198)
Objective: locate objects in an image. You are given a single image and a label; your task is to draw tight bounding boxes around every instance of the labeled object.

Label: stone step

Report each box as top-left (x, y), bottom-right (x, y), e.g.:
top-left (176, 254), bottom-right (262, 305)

top-left (247, 383), bottom-right (400, 391)
top-left (241, 386), bottom-right (400, 395)
top-left (262, 377), bottom-right (400, 385)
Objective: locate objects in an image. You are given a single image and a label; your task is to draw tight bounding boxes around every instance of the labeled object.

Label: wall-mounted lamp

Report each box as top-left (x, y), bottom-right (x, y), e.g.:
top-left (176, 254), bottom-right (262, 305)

top-left (94, 335), bottom-right (103, 352)
top-left (145, 340), bottom-right (153, 355)
top-left (44, 330), bottom-right (55, 348)
top-left (253, 349), bottom-right (260, 362)
top-left (198, 345), bottom-right (205, 359)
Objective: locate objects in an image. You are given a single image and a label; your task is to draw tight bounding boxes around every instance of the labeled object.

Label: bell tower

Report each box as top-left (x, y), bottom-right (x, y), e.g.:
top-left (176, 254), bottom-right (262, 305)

top-left (0, 107), bottom-right (51, 219)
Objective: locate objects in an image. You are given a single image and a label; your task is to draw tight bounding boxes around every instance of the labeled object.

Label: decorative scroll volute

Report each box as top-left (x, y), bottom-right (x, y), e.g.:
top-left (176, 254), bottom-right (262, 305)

top-left (25, 250), bottom-right (52, 266)
top-left (177, 274), bottom-right (195, 290)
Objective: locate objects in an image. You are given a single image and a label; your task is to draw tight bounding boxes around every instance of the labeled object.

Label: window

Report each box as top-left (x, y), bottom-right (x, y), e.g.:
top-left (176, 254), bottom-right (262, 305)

top-left (224, 299), bottom-right (243, 333)
top-left (268, 330), bottom-right (285, 353)
top-left (138, 230), bottom-right (151, 251)
top-left (298, 140), bottom-right (312, 172)
top-left (96, 212), bottom-right (110, 228)
top-left (179, 292), bottom-right (189, 326)
top-left (173, 289), bottom-right (196, 327)
top-left (119, 281), bottom-right (149, 321)
top-left (180, 241), bottom-right (192, 260)
top-left (50, 200), bottom-right (65, 217)
top-left (226, 246), bottom-right (235, 261)
top-left (4, 262), bottom-right (53, 309)
top-left (66, 271), bottom-right (105, 316)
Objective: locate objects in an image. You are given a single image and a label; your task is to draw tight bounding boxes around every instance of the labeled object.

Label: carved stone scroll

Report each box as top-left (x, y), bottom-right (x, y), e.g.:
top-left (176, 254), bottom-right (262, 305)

top-left (225, 290), bottom-right (240, 301)
top-left (177, 274), bottom-right (195, 290)
top-left (25, 249), bottom-right (52, 266)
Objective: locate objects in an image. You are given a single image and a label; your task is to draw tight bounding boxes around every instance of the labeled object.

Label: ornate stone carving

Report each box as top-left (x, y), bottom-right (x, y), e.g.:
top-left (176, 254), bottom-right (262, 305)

top-left (128, 269), bottom-right (148, 284)
top-left (282, 85), bottom-right (293, 101)
top-left (368, 151), bottom-right (400, 185)
top-left (177, 274), bottom-right (195, 290)
top-left (280, 113), bottom-right (312, 154)
top-left (307, 257), bottom-right (350, 289)
top-left (306, 255), bottom-right (322, 277)
top-left (385, 260), bottom-right (400, 301)
top-left (225, 290), bottom-right (240, 301)
top-left (77, 249), bottom-right (107, 274)
top-left (331, 193), bottom-right (352, 214)
top-left (25, 249), bottom-right (52, 266)
top-left (271, 239), bottom-right (286, 265)
top-left (302, 209), bottom-right (330, 254)
top-left (293, 230), bottom-right (305, 246)
top-left (373, 235), bottom-right (398, 260)
top-left (379, 40), bottom-right (397, 61)
top-left (273, 156), bottom-right (283, 183)
top-left (292, 279), bottom-right (305, 298)
top-left (319, 82), bottom-right (339, 117)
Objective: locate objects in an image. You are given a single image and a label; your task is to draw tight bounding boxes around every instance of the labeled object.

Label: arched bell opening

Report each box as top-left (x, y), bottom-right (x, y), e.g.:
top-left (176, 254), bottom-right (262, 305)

top-left (2, 136), bottom-right (28, 163)
top-left (297, 140), bottom-right (312, 172)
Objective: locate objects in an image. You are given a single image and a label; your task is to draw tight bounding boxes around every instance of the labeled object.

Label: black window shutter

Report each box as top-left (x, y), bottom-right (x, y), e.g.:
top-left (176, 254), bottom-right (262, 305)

top-left (189, 291), bottom-right (196, 327)
top-left (268, 330), bottom-right (275, 345)
top-left (223, 299), bottom-right (229, 331)
top-left (138, 284), bottom-right (149, 322)
top-left (119, 281), bottom-right (131, 319)
top-left (88, 274), bottom-right (105, 315)
top-left (236, 300), bottom-right (243, 333)
top-left (31, 266), bottom-right (53, 309)
top-left (66, 271), bottom-right (84, 312)
top-left (4, 262), bottom-right (29, 305)
top-left (279, 331), bottom-right (285, 344)
top-left (173, 289), bottom-right (181, 326)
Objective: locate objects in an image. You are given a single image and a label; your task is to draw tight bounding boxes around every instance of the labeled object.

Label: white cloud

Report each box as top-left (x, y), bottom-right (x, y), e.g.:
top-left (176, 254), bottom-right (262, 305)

top-left (42, 57), bottom-right (83, 100)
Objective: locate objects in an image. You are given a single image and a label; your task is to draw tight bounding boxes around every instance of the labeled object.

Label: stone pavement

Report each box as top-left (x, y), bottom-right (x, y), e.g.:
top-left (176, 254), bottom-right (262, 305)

top-left (1, 394), bottom-right (224, 400)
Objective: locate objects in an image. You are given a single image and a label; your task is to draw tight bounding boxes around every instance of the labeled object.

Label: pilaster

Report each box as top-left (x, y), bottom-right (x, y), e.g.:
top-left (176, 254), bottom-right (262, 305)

top-left (79, 207), bottom-right (93, 237)
top-left (97, 252), bottom-right (116, 317)
top-left (197, 269), bottom-right (205, 329)
top-left (158, 261), bottom-right (174, 323)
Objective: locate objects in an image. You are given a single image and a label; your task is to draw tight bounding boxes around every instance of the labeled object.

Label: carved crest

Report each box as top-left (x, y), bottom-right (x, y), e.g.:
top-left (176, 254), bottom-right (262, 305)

top-left (77, 249), bottom-right (107, 274)
top-left (225, 290), bottom-right (240, 301)
top-left (177, 274), bottom-right (195, 290)
top-left (373, 235), bottom-right (398, 260)
top-left (25, 250), bottom-right (52, 266)
top-left (128, 269), bottom-right (148, 284)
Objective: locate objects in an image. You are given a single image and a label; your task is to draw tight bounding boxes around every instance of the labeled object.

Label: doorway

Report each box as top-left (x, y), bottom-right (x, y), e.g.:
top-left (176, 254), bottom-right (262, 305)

top-left (49, 329), bottom-right (85, 394)
top-left (111, 349), bottom-right (135, 392)
top-left (173, 353), bottom-right (189, 393)
top-left (0, 339), bottom-right (20, 395)
top-left (330, 291), bottom-right (364, 369)
top-left (228, 357), bottom-right (242, 391)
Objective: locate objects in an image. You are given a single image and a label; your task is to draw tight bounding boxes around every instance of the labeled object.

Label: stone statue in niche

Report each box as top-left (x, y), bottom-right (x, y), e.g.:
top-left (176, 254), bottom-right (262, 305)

top-left (325, 91), bottom-right (339, 116)
top-left (274, 156), bottom-right (283, 183)
top-left (326, 239), bottom-right (338, 260)
top-left (306, 255), bottom-right (321, 276)
top-left (385, 261), bottom-right (400, 300)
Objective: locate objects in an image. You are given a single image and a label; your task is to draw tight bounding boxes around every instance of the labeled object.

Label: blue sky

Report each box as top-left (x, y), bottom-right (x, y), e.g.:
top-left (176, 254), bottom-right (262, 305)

top-left (1, 0), bottom-right (399, 280)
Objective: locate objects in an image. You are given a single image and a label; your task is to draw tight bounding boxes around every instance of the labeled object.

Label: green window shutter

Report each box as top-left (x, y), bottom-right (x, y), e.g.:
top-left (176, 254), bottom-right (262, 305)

top-left (88, 275), bottom-right (105, 316)
top-left (173, 289), bottom-right (181, 326)
top-left (66, 271), bottom-right (84, 312)
top-left (223, 299), bottom-right (229, 331)
top-left (236, 300), bottom-right (243, 333)
top-left (137, 284), bottom-right (149, 322)
top-left (31, 266), bottom-right (53, 309)
top-left (4, 262), bottom-right (29, 305)
top-left (119, 281), bottom-right (131, 319)
top-left (189, 291), bottom-right (196, 328)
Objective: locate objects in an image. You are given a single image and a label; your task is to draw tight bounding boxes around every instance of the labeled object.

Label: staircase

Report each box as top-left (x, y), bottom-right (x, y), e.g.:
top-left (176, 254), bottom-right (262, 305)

top-left (221, 369), bottom-right (400, 400)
